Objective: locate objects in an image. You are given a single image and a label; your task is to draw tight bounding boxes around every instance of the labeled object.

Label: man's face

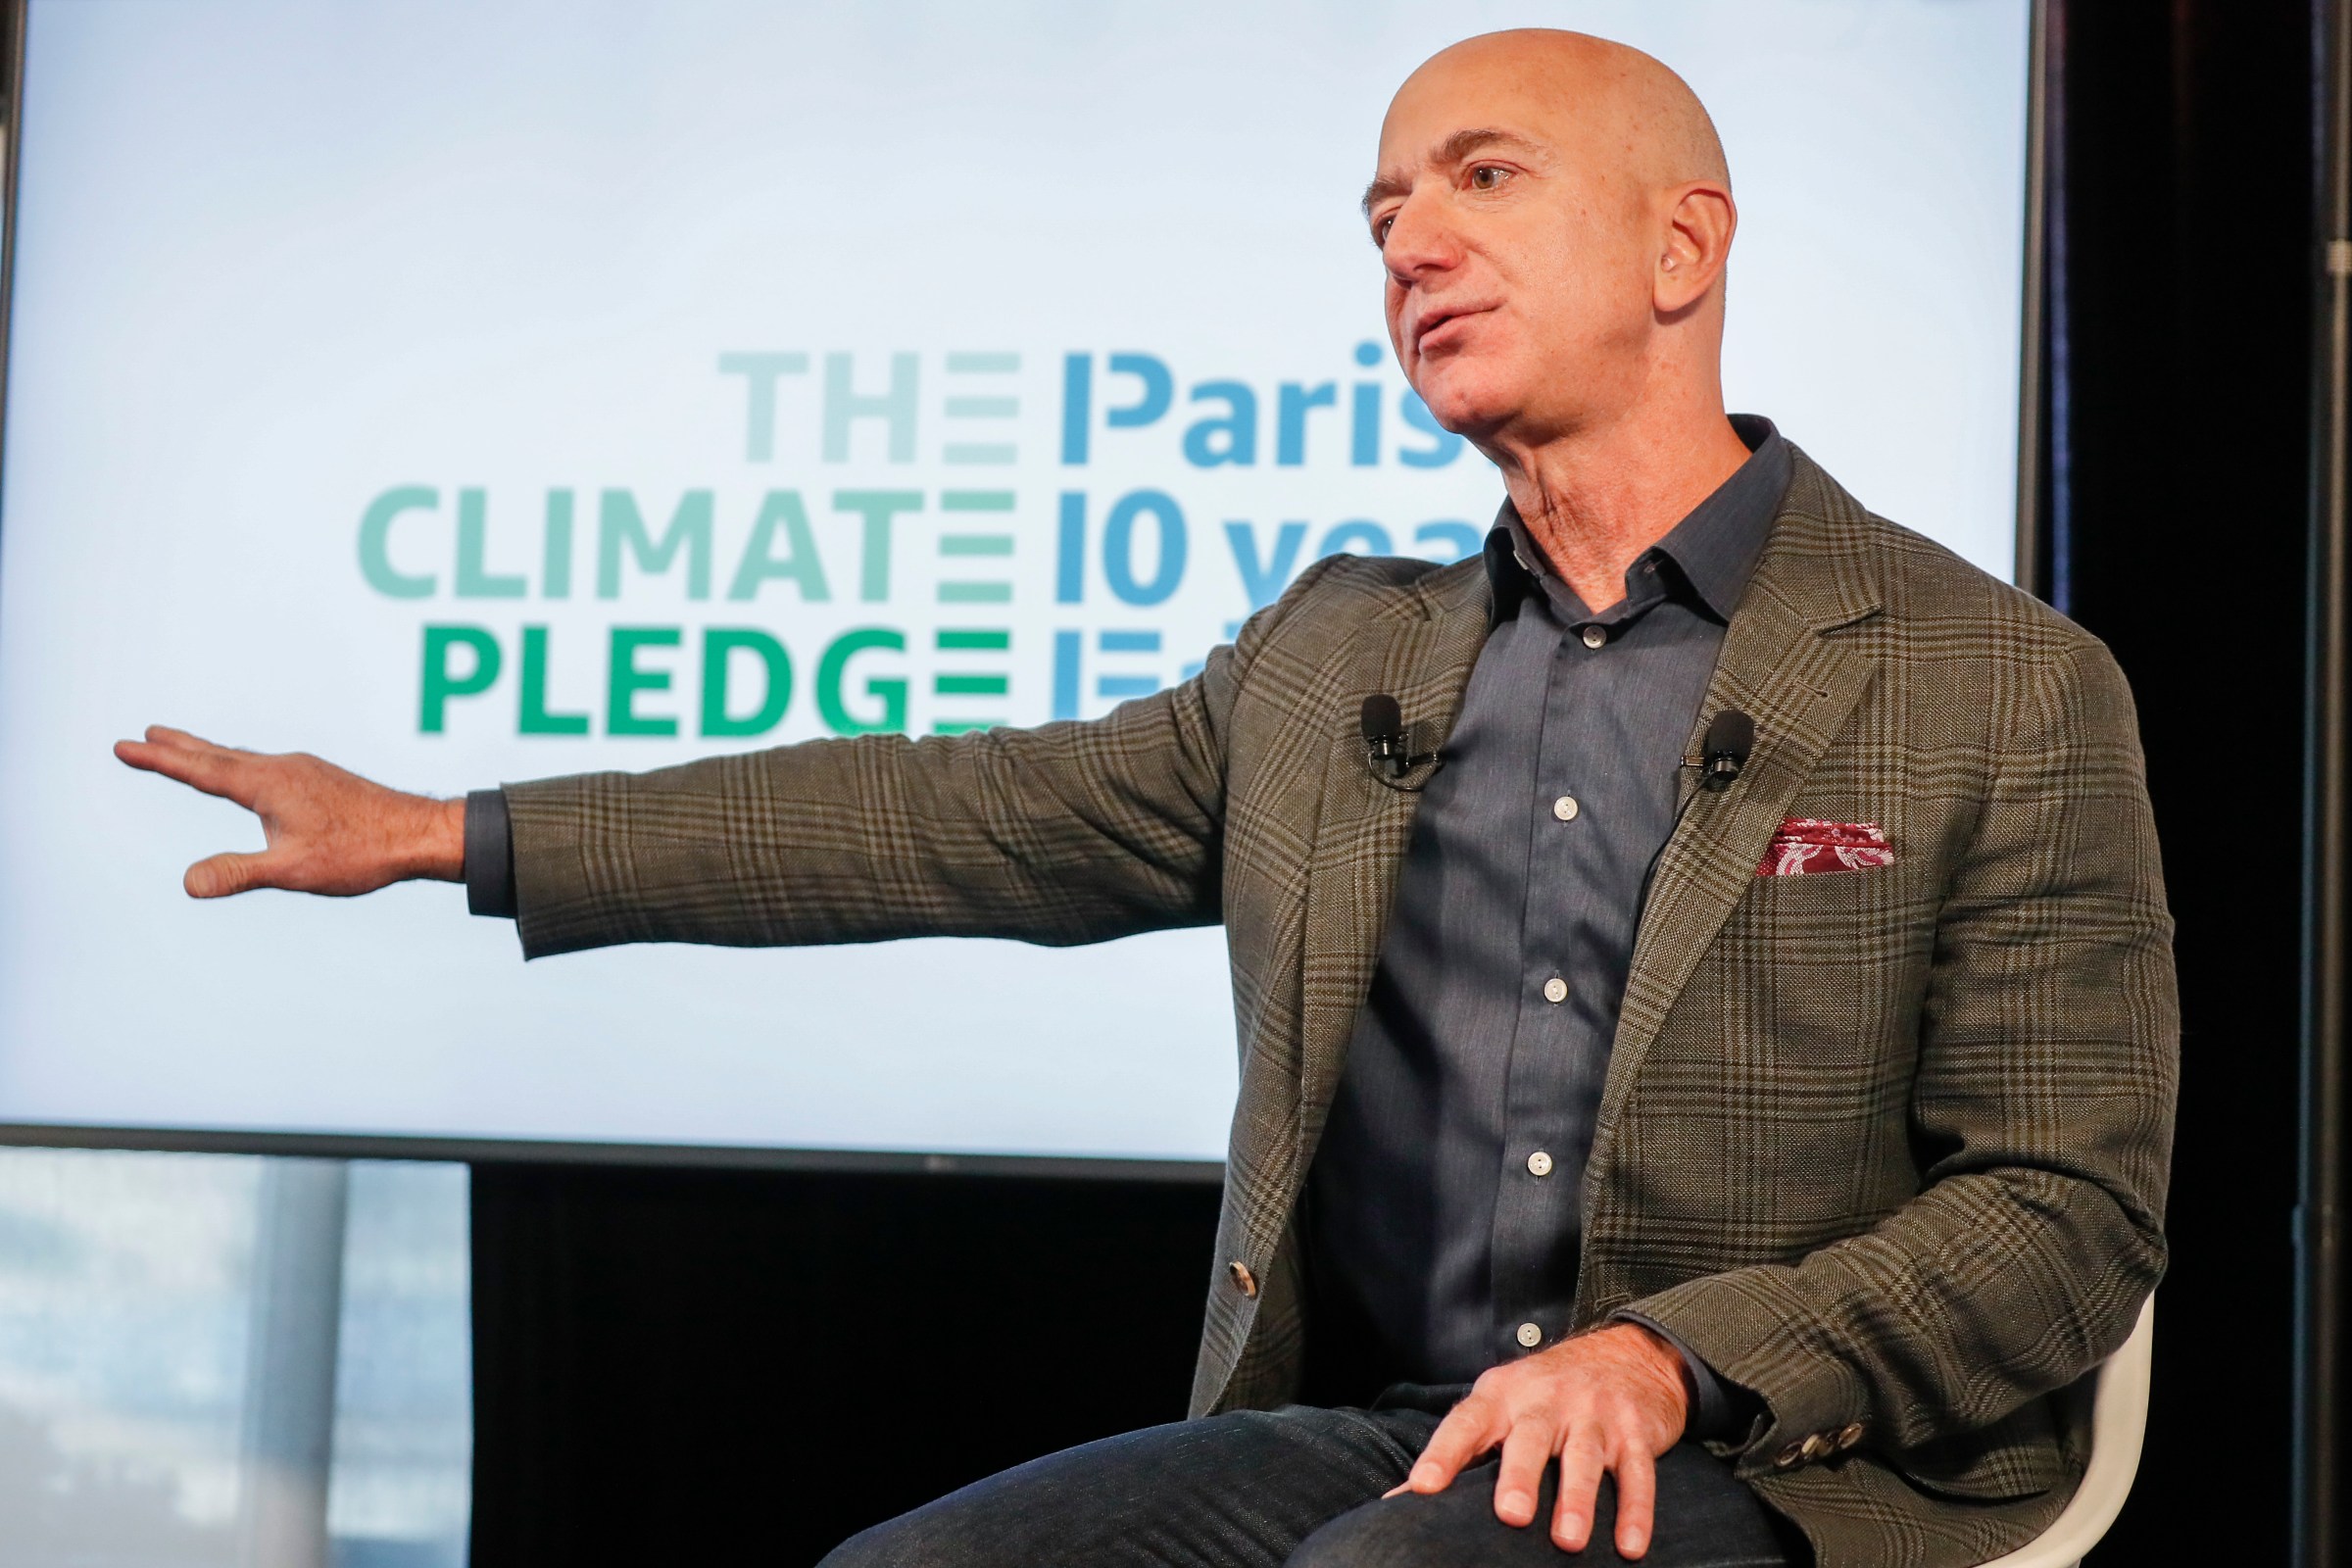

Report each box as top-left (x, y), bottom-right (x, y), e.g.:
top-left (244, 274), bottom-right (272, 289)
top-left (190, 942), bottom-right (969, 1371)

top-left (1365, 57), bottom-right (1657, 447)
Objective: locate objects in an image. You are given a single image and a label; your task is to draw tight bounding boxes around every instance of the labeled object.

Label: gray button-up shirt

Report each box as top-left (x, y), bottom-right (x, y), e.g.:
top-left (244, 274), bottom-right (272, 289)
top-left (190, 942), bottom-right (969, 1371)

top-left (1298, 416), bottom-right (1790, 1416)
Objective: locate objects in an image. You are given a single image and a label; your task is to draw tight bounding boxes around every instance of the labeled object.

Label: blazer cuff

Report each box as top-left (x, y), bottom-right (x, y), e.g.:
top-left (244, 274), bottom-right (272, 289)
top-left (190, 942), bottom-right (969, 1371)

top-left (464, 788), bottom-right (517, 919)
top-left (1610, 1307), bottom-right (1742, 1441)
top-left (1620, 1272), bottom-right (1873, 1480)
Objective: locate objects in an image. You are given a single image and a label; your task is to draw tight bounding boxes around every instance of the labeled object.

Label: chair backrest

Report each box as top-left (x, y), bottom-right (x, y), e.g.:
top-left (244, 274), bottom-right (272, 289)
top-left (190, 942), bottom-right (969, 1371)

top-left (1972, 1293), bottom-right (2156, 1568)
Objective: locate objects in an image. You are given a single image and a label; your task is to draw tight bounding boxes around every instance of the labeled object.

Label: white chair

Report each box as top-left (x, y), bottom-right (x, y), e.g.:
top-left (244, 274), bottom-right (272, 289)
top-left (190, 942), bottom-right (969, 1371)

top-left (1975, 1294), bottom-right (2156, 1568)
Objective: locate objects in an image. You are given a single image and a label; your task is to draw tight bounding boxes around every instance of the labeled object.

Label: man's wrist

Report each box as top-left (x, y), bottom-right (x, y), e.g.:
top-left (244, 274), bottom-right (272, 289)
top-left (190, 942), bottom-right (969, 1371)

top-left (1609, 1319), bottom-right (1695, 1426)
top-left (406, 796), bottom-right (468, 883)
top-left (1610, 1308), bottom-right (1742, 1440)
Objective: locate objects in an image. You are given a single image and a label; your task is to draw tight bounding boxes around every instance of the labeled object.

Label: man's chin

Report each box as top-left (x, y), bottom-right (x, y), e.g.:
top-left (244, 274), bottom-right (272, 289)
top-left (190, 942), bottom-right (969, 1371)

top-left (1411, 371), bottom-right (1512, 442)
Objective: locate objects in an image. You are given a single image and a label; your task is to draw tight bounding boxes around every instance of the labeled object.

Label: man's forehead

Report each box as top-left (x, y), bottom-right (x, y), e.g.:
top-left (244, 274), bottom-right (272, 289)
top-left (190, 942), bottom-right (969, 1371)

top-left (1393, 124), bottom-right (1545, 167)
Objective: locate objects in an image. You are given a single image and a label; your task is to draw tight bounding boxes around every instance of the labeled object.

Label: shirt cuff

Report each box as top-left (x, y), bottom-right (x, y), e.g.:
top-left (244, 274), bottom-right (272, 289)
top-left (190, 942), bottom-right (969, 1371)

top-left (464, 788), bottom-right (516, 919)
top-left (1611, 1308), bottom-right (1741, 1442)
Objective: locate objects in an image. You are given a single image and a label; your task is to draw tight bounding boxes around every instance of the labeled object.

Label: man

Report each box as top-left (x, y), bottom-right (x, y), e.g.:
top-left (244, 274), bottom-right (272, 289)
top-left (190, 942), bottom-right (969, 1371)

top-left (117, 29), bottom-right (2176, 1568)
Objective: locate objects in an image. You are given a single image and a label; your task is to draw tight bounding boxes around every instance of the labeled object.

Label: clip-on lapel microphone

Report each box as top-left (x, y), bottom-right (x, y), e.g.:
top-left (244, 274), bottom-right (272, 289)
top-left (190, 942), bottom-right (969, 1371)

top-left (1640, 709), bottom-right (1757, 912)
top-left (1360, 693), bottom-right (1439, 781)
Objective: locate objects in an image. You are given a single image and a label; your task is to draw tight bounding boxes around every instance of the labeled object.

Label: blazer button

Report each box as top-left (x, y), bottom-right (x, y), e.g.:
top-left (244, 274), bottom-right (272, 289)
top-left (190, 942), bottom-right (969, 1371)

top-left (1799, 1433), bottom-right (1827, 1460)
top-left (1227, 1260), bottom-right (1258, 1298)
top-left (1774, 1442), bottom-right (1806, 1470)
top-left (1837, 1421), bottom-right (1865, 1450)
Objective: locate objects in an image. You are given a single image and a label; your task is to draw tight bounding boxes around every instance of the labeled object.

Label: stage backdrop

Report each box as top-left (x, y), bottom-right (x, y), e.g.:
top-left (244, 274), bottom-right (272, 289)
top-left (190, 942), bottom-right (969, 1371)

top-left (0, 0), bottom-right (2030, 1161)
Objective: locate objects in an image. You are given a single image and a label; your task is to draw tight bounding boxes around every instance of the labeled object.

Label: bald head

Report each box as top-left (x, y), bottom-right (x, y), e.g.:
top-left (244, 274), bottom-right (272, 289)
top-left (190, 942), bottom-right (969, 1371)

top-left (1365, 29), bottom-right (1740, 458)
top-left (1376, 31), bottom-right (1728, 214)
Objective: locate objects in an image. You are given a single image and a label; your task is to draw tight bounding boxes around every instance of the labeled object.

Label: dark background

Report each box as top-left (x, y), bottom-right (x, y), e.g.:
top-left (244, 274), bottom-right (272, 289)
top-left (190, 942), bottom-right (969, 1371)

top-left (472, 4), bottom-right (2323, 1564)
top-left (2036, 1), bottom-right (2316, 1559)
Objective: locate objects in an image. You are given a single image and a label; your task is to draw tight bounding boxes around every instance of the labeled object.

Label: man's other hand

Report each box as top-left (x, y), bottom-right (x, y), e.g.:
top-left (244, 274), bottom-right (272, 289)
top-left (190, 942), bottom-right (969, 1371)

top-left (1385, 1321), bottom-right (1690, 1559)
top-left (114, 726), bottom-right (465, 898)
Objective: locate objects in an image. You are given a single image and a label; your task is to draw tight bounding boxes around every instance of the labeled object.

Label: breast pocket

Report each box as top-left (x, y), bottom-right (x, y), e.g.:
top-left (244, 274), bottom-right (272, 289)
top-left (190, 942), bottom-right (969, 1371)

top-left (1725, 859), bottom-right (1942, 1063)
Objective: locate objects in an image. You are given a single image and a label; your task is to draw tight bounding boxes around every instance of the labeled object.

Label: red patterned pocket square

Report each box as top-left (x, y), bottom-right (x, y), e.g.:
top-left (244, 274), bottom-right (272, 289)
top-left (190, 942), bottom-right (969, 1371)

top-left (1757, 818), bottom-right (1894, 877)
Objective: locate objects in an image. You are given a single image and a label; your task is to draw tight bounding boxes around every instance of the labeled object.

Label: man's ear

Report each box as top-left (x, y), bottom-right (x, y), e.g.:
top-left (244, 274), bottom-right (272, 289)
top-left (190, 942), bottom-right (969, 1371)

top-left (1655, 182), bottom-right (1737, 316)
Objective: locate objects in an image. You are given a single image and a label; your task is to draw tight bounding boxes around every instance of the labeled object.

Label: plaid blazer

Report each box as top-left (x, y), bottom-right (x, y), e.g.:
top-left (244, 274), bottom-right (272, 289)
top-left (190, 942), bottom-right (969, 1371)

top-left (506, 449), bottom-right (2178, 1568)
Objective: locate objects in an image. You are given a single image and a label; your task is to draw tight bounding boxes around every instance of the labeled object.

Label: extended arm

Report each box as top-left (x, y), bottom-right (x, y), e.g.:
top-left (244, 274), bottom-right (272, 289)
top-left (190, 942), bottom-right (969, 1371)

top-left (117, 560), bottom-right (1338, 943)
top-left (114, 671), bottom-right (1232, 950)
top-left (499, 646), bottom-right (1239, 957)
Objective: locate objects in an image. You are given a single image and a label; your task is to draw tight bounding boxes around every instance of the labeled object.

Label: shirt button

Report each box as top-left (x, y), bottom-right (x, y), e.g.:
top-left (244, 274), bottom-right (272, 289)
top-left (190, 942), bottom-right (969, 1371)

top-left (1527, 1150), bottom-right (1554, 1177)
top-left (1552, 794), bottom-right (1579, 821)
top-left (1542, 976), bottom-right (1568, 1004)
top-left (1581, 625), bottom-right (1607, 649)
top-left (1515, 1322), bottom-right (1544, 1348)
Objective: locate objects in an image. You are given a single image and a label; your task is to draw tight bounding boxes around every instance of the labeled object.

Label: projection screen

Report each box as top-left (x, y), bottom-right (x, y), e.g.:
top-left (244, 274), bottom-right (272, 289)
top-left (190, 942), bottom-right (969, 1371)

top-left (0, 0), bottom-right (2033, 1166)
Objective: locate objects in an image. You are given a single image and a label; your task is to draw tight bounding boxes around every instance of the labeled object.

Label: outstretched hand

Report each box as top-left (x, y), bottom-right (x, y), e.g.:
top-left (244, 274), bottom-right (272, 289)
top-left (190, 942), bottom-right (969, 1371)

top-left (113, 726), bottom-right (465, 898)
top-left (1386, 1322), bottom-right (1691, 1558)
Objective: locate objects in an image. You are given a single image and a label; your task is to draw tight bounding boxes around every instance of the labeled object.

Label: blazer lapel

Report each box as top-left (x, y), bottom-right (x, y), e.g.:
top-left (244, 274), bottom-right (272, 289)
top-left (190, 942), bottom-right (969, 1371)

top-left (1588, 486), bottom-right (1885, 1158)
top-left (1292, 558), bottom-right (1493, 1167)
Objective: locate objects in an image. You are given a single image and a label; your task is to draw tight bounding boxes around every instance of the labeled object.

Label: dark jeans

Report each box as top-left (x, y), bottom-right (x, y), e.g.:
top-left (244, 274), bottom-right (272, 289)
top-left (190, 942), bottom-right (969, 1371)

top-left (820, 1400), bottom-right (1805, 1568)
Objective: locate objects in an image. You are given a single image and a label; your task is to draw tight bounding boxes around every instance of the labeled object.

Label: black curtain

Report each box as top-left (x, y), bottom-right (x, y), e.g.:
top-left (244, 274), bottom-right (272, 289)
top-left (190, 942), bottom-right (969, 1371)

top-left (469, 9), bottom-right (2322, 1564)
top-left (2043, 1), bottom-right (2316, 1561)
top-left (469, 1161), bottom-right (1220, 1565)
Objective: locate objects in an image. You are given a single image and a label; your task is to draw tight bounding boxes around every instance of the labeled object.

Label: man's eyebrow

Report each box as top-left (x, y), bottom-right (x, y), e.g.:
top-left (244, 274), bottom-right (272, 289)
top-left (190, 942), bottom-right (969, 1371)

top-left (1360, 172), bottom-right (1410, 216)
top-left (1359, 128), bottom-right (1542, 217)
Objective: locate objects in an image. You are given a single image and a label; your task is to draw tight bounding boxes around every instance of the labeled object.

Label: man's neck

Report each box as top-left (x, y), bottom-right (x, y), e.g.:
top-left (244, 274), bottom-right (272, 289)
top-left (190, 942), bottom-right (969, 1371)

top-left (1491, 411), bottom-right (1754, 612)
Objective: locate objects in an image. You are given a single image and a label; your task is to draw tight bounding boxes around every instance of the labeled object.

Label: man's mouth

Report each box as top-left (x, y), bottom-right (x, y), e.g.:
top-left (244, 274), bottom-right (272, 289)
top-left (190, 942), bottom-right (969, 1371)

top-left (1413, 303), bottom-right (1494, 358)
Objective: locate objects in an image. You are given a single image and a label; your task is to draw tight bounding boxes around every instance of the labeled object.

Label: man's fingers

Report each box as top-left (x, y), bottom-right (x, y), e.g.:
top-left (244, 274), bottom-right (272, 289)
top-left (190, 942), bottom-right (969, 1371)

top-left (1490, 1416), bottom-right (1556, 1528)
top-left (1610, 1444), bottom-right (1659, 1559)
top-left (143, 725), bottom-right (220, 751)
top-left (1387, 1402), bottom-right (1496, 1497)
top-left (1549, 1430), bottom-right (1609, 1552)
top-left (185, 851), bottom-right (274, 899)
top-left (117, 736), bottom-right (255, 806)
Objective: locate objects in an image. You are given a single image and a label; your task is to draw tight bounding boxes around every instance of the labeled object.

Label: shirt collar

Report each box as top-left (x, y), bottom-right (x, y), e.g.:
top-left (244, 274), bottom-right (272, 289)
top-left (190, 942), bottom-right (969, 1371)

top-left (1483, 414), bottom-right (1791, 627)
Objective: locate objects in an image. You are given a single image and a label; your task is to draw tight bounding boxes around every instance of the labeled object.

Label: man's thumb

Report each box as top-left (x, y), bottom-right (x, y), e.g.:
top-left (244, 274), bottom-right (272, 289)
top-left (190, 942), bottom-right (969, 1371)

top-left (185, 852), bottom-right (270, 899)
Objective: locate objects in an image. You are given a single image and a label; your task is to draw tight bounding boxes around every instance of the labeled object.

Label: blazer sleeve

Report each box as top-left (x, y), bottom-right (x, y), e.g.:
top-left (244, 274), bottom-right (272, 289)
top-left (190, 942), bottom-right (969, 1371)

top-left (1621, 636), bottom-right (2180, 1470)
top-left (499, 560), bottom-right (1339, 960)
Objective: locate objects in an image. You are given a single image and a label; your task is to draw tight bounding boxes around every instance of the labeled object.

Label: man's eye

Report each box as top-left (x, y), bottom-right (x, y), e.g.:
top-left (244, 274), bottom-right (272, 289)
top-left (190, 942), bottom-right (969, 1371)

top-left (1469, 165), bottom-right (1509, 192)
top-left (1373, 216), bottom-right (1396, 245)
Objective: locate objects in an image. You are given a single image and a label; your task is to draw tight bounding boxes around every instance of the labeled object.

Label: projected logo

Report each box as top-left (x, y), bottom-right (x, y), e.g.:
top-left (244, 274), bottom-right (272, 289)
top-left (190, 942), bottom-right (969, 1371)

top-left (355, 346), bottom-right (1499, 741)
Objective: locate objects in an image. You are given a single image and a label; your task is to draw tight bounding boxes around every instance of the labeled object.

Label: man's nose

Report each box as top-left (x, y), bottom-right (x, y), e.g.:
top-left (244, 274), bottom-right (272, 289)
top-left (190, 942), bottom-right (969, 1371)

top-left (1381, 189), bottom-right (1461, 285)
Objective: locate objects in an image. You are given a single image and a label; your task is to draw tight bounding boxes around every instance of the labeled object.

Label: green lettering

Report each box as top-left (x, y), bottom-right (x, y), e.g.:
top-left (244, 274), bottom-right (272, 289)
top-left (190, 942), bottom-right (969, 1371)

top-left (701, 628), bottom-right (793, 737)
top-left (598, 489), bottom-right (713, 599)
top-left (455, 488), bottom-right (526, 598)
top-left (822, 352), bottom-right (917, 462)
top-left (518, 626), bottom-right (589, 735)
top-left (608, 626), bottom-right (682, 736)
top-left (727, 490), bottom-right (831, 602)
top-left (543, 490), bottom-right (574, 600)
top-left (719, 351), bottom-right (810, 461)
top-left (832, 490), bottom-right (921, 602)
top-left (360, 486), bottom-right (438, 599)
top-left (816, 627), bottom-right (907, 735)
top-left (419, 625), bottom-right (501, 733)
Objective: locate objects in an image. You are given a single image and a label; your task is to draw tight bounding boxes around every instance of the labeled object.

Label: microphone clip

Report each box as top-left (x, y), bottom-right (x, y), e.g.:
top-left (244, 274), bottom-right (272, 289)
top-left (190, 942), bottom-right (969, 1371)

top-left (1359, 693), bottom-right (1440, 787)
top-left (1687, 710), bottom-right (1756, 794)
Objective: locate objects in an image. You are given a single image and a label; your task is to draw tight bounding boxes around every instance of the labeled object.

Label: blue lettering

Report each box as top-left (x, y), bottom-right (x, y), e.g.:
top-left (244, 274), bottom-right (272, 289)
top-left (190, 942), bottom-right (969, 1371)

top-left (1105, 353), bottom-right (1174, 427)
top-left (1103, 489), bottom-right (1188, 606)
top-left (1224, 520), bottom-right (1308, 611)
top-left (1184, 381), bottom-right (1258, 466)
